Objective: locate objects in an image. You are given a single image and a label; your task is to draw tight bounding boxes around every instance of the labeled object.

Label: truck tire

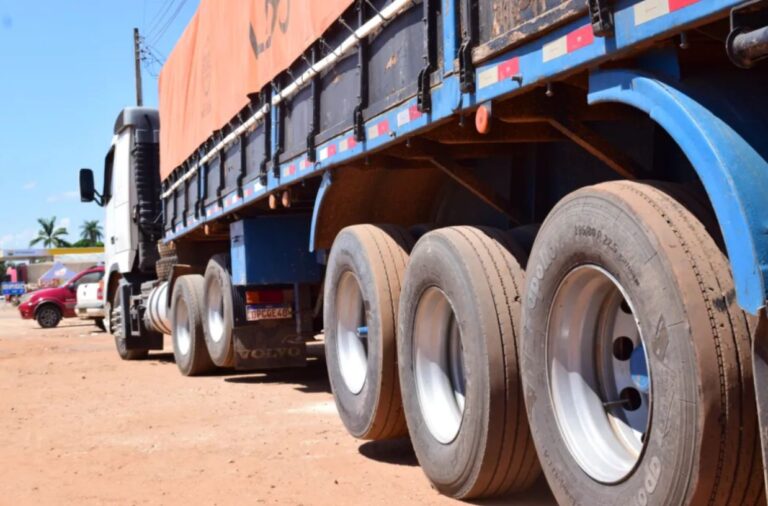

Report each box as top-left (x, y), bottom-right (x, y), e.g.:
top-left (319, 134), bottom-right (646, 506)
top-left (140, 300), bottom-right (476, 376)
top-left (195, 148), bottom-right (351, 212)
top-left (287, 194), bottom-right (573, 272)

top-left (522, 181), bottom-right (763, 505)
top-left (397, 227), bottom-right (540, 499)
top-left (36, 304), bottom-right (62, 329)
top-left (203, 254), bottom-right (235, 368)
top-left (171, 274), bottom-right (216, 376)
top-left (324, 224), bottom-right (414, 440)
top-left (109, 288), bottom-right (148, 360)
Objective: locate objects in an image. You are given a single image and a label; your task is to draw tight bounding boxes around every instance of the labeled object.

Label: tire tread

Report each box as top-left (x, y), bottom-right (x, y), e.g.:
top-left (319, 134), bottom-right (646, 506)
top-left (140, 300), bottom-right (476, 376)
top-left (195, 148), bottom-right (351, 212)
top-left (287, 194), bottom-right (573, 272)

top-left (601, 181), bottom-right (764, 505)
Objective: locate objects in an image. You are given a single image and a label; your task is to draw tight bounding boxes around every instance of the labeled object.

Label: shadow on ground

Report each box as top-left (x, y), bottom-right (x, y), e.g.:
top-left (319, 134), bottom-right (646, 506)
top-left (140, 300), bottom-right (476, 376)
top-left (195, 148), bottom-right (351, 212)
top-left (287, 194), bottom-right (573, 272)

top-left (466, 477), bottom-right (556, 505)
top-left (147, 352), bottom-right (176, 364)
top-left (359, 440), bottom-right (556, 504)
top-left (358, 438), bottom-right (419, 467)
top-left (223, 357), bottom-right (331, 393)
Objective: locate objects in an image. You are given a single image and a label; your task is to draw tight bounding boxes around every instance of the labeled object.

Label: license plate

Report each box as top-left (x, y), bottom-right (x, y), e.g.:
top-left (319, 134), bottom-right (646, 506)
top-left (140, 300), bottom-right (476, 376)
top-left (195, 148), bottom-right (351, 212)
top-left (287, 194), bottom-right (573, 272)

top-left (246, 304), bottom-right (293, 321)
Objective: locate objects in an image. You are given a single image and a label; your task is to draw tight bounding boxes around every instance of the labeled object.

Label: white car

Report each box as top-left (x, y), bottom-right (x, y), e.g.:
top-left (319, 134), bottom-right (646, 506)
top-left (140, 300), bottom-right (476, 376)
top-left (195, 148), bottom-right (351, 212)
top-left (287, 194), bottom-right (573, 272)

top-left (76, 280), bottom-right (106, 331)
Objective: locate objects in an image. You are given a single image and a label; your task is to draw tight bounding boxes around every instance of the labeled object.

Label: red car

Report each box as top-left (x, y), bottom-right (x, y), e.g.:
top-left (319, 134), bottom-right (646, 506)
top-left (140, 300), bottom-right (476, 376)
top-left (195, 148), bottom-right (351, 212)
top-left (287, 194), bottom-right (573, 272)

top-left (18, 266), bottom-right (105, 328)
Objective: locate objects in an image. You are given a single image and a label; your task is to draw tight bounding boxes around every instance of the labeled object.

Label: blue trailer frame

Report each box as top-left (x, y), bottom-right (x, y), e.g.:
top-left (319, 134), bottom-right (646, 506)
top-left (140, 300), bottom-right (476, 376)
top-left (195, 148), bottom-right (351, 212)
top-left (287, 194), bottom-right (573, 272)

top-left (161, 0), bottom-right (767, 317)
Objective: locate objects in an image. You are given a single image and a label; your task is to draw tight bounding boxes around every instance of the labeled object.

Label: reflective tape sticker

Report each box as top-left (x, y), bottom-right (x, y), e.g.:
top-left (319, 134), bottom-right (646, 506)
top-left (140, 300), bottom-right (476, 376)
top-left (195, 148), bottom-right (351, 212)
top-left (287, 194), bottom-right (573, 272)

top-left (397, 105), bottom-right (422, 127)
top-left (367, 119), bottom-right (390, 140)
top-left (634, 0), bottom-right (699, 25)
top-left (478, 57), bottom-right (520, 89)
top-left (338, 135), bottom-right (357, 153)
top-left (543, 24), bottom-right (594, 62)
top-left (543, 37), bottom-right (568, 62)
top-left (319, 143), bottom-right (337, 161)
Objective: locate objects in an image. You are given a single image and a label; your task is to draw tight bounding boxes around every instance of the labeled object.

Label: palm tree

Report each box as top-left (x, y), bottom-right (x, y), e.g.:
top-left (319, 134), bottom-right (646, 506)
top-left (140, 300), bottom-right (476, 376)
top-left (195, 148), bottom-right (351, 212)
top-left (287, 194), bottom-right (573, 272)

top-left (80, 220), bottom-right (104, 245)
top-left (30, 217), bottom-right (71, 248)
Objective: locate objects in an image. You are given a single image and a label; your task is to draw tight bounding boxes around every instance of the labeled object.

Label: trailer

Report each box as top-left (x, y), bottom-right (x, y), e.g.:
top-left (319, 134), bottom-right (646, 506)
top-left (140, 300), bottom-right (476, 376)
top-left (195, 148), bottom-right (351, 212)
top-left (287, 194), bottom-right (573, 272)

top-left (80, 0), bottom-right (768, 503)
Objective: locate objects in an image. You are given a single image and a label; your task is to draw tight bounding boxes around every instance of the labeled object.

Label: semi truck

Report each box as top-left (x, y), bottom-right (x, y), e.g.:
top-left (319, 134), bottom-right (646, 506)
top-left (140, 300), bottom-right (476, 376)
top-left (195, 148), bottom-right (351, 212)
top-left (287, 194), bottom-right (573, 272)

top-left (79, 0), bottom-right (768, 503)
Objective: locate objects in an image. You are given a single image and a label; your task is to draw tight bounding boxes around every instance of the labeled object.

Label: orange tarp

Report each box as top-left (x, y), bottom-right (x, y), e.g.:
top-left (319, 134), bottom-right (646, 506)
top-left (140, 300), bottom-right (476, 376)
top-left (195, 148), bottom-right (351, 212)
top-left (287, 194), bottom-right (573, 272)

top-left (159, 0), bottom-right (355, 180)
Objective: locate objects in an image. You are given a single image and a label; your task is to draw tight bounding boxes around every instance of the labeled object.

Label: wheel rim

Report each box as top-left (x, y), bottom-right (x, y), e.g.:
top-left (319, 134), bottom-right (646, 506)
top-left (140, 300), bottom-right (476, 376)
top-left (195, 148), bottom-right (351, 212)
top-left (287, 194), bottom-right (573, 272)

top-left (547, 265), bottom-right (651, 483)
top-left (413, 287), bottom-right (466, 444)
top-left (39, 308), bottom-right (57, 327)
top-left (336, 271), bottom-right (368, 395)
top-left (174, 297), bottom-right (192, 356)
top-left (206, 280), bottom-right (225, 343)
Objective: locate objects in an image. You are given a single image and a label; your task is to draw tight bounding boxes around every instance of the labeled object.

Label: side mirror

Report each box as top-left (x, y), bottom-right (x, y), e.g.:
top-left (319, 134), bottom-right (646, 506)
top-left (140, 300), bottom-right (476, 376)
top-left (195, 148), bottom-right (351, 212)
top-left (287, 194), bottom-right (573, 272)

top-left (79, 168), bottom-right (101, 205)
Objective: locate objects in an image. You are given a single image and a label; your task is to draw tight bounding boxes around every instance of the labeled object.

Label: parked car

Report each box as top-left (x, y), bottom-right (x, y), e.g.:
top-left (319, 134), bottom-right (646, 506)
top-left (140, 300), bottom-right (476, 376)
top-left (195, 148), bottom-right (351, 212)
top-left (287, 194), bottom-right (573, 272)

top-left (76, 279), bottom-right (105, 331)
top-left (18, 266), bottom-right (105, 328)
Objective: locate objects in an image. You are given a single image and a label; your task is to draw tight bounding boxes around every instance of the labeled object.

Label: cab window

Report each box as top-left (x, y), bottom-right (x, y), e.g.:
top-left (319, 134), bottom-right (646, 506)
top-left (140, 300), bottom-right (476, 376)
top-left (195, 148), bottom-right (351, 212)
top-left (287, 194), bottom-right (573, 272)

top-left (72, 271), bottom-right (104, 289)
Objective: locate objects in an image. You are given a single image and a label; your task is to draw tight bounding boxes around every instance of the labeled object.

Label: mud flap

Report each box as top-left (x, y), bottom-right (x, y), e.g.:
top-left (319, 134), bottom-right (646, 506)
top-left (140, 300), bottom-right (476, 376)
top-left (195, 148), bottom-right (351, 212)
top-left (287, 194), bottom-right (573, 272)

top-left (753, 307), bottom-right (768, 491)
top-left (233, 319), bottom-right (306, 370)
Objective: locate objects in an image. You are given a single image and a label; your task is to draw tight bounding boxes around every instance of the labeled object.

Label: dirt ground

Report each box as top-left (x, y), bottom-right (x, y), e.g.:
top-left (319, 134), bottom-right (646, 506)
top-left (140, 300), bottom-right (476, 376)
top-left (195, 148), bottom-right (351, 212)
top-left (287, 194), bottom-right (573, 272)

top-left (0, 304), bottom-right (556, 505)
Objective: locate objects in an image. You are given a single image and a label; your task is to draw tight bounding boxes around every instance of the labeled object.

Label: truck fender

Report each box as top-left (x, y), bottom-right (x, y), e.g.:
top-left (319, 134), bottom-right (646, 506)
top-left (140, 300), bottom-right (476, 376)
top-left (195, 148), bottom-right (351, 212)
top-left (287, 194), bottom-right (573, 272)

top-left (588, 69), bottom-right (768, 315)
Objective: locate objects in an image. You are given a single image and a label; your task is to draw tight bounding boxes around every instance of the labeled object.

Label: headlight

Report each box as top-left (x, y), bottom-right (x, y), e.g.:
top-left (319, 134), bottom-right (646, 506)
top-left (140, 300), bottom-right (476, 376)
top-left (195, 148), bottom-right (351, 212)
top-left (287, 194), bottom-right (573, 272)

top-left (19, 293), bottom-right (33, 304)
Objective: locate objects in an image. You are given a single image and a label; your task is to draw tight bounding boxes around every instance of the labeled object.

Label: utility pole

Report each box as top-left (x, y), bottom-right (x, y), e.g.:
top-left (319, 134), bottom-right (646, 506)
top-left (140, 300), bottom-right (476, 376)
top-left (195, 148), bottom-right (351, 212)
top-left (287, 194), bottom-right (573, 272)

top-left (133, 28), bottom-right (144, 107)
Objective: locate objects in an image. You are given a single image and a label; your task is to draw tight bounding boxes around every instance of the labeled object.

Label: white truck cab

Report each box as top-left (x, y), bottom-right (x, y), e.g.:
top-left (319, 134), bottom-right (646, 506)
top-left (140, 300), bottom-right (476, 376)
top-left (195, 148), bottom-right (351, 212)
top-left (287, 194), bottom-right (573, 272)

top-left (80, 107), bottom-right (164, 357)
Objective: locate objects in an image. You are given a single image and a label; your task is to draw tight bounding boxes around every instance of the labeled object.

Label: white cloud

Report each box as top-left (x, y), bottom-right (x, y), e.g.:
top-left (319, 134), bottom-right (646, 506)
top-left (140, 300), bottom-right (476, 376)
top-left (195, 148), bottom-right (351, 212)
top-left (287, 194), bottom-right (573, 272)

top-left (22, 181), bottom-right (37, 190)
top-left (0, 229), bottom-right (37, 249)
top-left (46, 191), bottom-right (79, 203)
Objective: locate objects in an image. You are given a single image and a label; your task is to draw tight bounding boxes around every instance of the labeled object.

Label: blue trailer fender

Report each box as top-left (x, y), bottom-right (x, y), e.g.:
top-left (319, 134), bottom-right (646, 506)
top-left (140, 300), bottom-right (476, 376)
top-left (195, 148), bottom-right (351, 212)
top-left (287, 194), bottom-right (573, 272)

top-left (588, 69), bottom-right (768, 315)
top-left (309, 170), bottom-right (333, 253)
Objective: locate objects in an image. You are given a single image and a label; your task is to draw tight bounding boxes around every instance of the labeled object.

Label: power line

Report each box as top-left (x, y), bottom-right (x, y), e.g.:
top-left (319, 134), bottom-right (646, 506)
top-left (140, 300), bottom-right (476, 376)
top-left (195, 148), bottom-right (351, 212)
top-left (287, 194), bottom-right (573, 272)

top-left (149, 0), bottom-right (189, 45)
top-left (139, 35), bottom-right (167, 79)
top-left (146, 0), bottom-right (178, 38)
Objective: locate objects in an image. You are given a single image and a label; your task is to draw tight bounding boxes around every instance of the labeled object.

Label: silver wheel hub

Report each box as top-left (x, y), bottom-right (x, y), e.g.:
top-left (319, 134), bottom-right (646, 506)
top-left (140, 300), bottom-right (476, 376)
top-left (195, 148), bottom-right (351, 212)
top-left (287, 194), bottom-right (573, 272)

top-left (413, 287), bottom-right (465, 444)
top-left (207, 281), bottom-right (225, 343)
top-left (174, 297), bottom-right (192, 356)
top-left (336, 272), bottom-right (368, 395)
top-left (547, 265), bottom-right (651, 483)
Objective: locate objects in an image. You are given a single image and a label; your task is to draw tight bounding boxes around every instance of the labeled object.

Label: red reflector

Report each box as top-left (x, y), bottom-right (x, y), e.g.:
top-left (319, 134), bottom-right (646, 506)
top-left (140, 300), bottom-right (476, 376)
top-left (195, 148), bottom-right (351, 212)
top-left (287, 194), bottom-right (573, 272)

top-left (246, 289), bottom-right (287, 305)
top-left (97, 280), bottom-right (104, 301)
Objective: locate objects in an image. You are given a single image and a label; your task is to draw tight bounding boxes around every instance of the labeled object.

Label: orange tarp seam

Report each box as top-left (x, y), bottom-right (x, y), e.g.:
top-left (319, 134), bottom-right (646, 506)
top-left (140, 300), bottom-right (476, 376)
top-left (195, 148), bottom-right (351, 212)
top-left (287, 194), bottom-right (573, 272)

top-left (159, 0), bottom-right (355, 180)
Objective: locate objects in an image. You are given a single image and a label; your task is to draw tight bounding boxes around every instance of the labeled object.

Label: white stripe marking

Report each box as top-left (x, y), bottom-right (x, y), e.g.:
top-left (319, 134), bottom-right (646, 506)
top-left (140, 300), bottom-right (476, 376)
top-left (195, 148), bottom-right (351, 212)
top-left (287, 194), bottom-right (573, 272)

top-left (478, 67), bottom-right (499, 89)
top-left (542, 36), bottom-right (568, 62)
top-left (634, 0), bottom-right (670, 25)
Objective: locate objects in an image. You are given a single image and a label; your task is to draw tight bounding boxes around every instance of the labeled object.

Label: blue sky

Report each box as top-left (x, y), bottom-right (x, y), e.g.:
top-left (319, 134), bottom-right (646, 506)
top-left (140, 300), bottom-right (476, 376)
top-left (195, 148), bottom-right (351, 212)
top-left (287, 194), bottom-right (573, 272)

top-left (0, 1), bottom-right (198, 249)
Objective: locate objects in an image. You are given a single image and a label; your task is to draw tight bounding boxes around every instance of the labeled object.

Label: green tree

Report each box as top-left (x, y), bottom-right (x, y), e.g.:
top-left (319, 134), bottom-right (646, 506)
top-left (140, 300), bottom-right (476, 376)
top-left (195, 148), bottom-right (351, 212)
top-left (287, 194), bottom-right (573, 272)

top-left (79, 220), bottom-right (104, 245)
top-left (73, 238), bottom-right (104, 248)
top-left (30, 217), bottom-right (71, 248)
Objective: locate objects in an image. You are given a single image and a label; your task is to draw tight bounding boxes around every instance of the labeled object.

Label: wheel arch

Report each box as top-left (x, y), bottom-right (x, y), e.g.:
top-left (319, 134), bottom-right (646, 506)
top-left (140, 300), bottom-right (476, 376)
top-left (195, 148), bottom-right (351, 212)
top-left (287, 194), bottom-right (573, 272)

top-left (34, 299), bottom-right (63, 316)
top-left (105, 265), bottom-right (122, 307)
top-left (588, 69), bottom-right (768, 315)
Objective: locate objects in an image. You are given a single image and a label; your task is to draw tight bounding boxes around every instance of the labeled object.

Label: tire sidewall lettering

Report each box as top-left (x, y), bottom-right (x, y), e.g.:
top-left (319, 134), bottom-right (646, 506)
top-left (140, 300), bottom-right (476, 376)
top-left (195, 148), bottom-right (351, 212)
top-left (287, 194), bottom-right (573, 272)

top-left (523, 195), bottom-right (692, 505)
